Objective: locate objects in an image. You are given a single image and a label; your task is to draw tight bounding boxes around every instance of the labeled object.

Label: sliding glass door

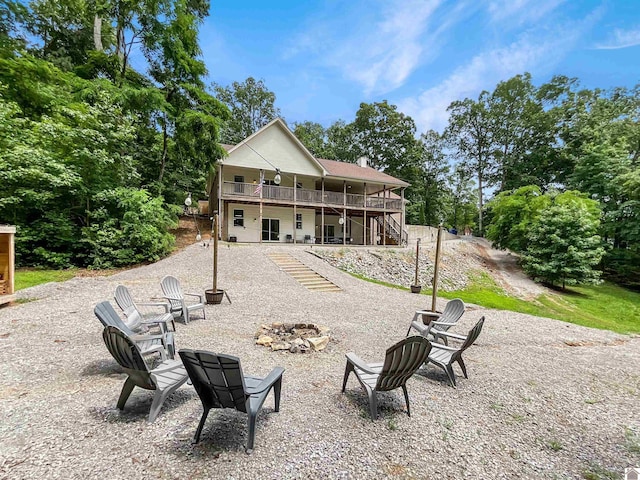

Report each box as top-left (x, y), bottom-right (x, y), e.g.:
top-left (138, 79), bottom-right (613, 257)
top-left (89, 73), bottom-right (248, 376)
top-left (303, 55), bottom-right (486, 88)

top-left (261, 218), bottom-right (280, 241)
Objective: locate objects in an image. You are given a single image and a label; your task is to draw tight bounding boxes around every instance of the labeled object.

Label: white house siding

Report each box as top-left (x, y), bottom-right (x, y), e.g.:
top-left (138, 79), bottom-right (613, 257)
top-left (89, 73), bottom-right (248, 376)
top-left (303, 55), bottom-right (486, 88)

top-left (226, 203), bottom-right (315, 243)
top-left (222, 123), bottom-right (324, 177)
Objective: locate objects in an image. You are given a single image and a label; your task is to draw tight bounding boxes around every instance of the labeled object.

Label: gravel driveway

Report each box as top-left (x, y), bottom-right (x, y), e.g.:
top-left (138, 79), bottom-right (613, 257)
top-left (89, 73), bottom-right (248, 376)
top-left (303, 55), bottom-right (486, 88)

top-left (1, 243), bottom-right (638, 479)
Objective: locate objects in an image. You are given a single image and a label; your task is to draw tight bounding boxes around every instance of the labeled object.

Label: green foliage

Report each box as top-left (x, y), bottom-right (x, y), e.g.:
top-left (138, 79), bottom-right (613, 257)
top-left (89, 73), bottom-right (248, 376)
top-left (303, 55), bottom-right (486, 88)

top-left (486, 186), bottom-right (549, 252)
top-left (0, 3), bottom-right (227, 270)
top-left (522, 192), bottom-right (604, 288)
top-left (214, 77), bottom-right (281, 144)
top-left (83, 188), bottom-right (178, 268)
top-left (411, 130), bottom-right (451, 226)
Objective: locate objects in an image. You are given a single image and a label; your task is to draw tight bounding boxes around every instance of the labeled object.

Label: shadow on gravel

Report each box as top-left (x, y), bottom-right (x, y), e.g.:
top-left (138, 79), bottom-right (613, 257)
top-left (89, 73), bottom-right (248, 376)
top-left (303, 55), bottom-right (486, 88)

top-left (81, 358), bottom-right (123, 376)
top-left (88, 388), bottom-right (195, 423)
top-left (414, 367), bottom-right (455, 388)
top-left (341, 389), bottom-right (406, 419)
top-left (173, 408), bottom-right (279, 455)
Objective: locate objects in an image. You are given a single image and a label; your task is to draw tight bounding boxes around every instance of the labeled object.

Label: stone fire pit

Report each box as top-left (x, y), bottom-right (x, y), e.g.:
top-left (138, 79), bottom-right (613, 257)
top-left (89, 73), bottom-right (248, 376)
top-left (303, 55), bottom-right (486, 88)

top-left (255, 322), bottom-right (331, 353)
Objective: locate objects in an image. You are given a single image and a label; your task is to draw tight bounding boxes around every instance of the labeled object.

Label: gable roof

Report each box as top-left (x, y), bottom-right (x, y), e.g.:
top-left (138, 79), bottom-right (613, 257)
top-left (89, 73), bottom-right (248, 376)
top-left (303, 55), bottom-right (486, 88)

top-left (317, 158), bottom-right (409, 187)
top-left (219, 118), bottom-right (409, 187)
top-left (223, 118), bottom-right (326, 175)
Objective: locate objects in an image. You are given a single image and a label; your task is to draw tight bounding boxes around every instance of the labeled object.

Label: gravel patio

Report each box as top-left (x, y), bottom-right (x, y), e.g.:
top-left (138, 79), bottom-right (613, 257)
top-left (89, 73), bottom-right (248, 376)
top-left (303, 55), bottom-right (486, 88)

top-left (1, 243), bottom-right (638, 479)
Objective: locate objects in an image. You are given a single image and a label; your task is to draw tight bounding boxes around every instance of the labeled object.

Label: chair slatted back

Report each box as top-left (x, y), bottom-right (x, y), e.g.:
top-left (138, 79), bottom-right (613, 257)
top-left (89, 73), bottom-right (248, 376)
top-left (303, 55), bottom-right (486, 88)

top-left (160, 275), bottom-right (184, 312)
top-left (179, 350), bottom-right (248, 412)
top-left (459, 317), bottom-right (485, 352)
top-left (94, 301), bottom-right (136, 338)
top-left (431, 299), bottom-right (465, 333)
top-left (114, 285), bottom-right (143, 329)
top-left (376, 336), bottom-right (431, 391)
top-left (102, 325), bottom-right (155, 390)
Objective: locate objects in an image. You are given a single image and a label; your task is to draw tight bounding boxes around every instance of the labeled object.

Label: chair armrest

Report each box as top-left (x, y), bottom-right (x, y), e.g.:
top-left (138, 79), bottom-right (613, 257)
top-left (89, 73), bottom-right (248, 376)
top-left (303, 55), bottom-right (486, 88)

top-left (245, 367), bottom-right (285, 395)
top-left (409, 321), bottom-right (431, 336)
top-left (430, 320), bottom-right (455, 327)
top-left (437, 331), bottom-right (467, 341)
top-left (137, 302), bottom-right (171, 313)
top-left (345, 353), bottom-right (378, 374)
top-left (430, 344), bottom-right (458, 352)
top-left (140, 319), bottom-right (168, 334)
top-left (140, 344), bottom-right (167, 360)
top-left (131, 333), bottom-right (166, 342)
top-left (416, 310), bottom-right (441, 318)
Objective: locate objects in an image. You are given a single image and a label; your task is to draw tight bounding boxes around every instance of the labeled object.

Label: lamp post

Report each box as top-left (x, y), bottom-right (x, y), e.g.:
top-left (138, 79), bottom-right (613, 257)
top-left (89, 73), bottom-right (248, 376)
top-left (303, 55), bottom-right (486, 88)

top-left (204, 211), bottom-right (225, 304)
top-left (431, 225), bottom-right (443, 312)
top-left (410, 238), bottom-right (421, 293)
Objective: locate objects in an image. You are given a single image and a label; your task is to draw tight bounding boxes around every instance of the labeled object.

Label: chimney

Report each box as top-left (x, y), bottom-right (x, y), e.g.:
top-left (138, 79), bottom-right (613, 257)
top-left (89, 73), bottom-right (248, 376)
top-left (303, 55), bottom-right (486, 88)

top-left (357, 156), bottom-right (369, 168)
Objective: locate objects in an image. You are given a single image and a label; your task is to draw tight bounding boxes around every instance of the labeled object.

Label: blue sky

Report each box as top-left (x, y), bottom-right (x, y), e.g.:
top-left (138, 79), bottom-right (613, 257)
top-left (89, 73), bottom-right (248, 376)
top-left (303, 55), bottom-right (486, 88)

top-left (199, 0), bottom-right (640, 133)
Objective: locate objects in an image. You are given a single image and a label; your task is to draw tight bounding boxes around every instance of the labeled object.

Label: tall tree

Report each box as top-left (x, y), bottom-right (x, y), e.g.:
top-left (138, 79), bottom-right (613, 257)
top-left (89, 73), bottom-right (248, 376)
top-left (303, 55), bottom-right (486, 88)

top-left (446, 165), bottom-right (476, 232)
top-left (214, 77), bottom-right (281, 144)
top-left (522, 191), bottom-right (604, 289)
top-left (351, 100), bottom-right (419, 178)
top-left (411, 130), bottom-right (450, 226)
top-left (292, 120), bottom-right (328, 157)
top-left (446, 93), bottom-right (495, 235)
top-left (489, 73), bottom-right (559, 191)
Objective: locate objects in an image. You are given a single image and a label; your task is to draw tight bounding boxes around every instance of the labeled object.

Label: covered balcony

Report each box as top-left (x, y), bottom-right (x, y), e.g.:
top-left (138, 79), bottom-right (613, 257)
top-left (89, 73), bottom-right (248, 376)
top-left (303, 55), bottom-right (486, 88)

top-left (221, 182), bottom-right (403, 211)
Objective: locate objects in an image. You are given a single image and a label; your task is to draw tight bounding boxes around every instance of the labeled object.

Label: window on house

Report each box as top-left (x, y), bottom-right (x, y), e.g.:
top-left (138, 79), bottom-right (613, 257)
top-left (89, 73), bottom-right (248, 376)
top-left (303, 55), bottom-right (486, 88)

top-left (296, 213), bottom-right (302, 230)
top-left (233, 209), bottom-right (244, 227)
top-left (296, 182), bottom-right (303, 189)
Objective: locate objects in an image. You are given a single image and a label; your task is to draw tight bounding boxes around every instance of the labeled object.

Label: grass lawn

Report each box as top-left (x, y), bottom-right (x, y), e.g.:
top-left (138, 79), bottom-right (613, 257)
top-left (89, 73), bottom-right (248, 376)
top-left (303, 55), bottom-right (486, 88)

top-left (350, 270), bottom-right (640, 335)
top-left (15, 268), bottom-right (78, 291)
top-left (438, 272), bottom-right (640, 334)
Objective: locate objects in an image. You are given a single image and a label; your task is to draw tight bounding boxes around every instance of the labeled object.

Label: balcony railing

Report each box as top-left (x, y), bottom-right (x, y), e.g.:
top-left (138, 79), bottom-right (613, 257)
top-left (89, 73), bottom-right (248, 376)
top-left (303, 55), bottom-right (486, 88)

top-left (222, 182), bottom-right (402, 210)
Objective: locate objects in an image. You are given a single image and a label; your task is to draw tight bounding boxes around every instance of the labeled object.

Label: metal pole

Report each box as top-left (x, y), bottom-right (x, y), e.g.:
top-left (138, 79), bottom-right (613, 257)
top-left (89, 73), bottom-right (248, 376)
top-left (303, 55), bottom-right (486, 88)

top-left (414, 238), bottom-right (420, 286)
top-left (213, 213), bottom-right (218, 293)
top-left (431, 226), bottom-right (443, 312)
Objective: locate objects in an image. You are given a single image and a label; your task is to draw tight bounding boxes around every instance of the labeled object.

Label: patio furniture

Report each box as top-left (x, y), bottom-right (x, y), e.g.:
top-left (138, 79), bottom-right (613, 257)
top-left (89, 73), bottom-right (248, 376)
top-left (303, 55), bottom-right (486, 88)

top-left (94, 301), bottom-right (175, 359)
top-left (406, 298), bottom-right (465, 345)
top-left (160, 275), bottom-right (206, 324)
top-left (179, 349), bottom-right (284, 454)
top-left (341, 336), bottom-right (431, 420)
top-left (114, 285), bottom-right (175, 333)
top-left (426, 316), bottom-right (485, 387)
top-left (102, 325), bottom-right (188, 422)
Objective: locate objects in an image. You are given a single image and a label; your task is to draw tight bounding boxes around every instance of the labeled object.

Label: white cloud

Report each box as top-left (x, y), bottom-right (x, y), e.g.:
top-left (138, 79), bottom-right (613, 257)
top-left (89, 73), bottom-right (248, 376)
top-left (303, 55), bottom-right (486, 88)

top-left (488, 0), bottom-right (566, 25)
top-left (595, 26), bottom-right (640, 50)
top-left (398, 29), bottom-right (584, 133)
top-left (286, 0), bottom-right (450, 95)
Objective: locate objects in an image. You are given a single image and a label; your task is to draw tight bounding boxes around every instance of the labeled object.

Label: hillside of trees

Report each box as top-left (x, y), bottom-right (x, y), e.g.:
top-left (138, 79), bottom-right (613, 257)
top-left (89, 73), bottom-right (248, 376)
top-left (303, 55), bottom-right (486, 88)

top-left (0, 1), bottom-right (638, 287)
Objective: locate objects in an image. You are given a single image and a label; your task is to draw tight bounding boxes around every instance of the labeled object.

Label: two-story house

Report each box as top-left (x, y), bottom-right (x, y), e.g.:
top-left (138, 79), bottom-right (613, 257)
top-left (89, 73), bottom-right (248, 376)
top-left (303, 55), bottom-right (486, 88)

top-left (208, 118), bottom-right (409, 246)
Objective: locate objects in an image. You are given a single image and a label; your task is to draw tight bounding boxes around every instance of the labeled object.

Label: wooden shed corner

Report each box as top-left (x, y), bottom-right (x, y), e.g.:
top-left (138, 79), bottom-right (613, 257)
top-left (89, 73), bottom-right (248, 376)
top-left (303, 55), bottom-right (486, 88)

top-left (0, 225), bottom-right (16, 305)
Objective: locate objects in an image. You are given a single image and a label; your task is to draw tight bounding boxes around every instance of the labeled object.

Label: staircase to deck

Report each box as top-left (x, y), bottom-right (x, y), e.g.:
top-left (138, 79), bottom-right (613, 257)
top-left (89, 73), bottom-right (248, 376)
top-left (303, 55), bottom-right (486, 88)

top-left (267, 253), bottom-right (342, 292)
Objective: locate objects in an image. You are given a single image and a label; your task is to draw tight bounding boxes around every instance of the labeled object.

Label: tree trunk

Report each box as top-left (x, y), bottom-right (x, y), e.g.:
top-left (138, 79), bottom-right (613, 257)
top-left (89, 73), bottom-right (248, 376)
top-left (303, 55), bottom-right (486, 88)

top-left (477, 171), bottom-right (484, 236)
top-left (93, 15), bottom-right (103, 51)
top-left (158, 118), bottom-right (168, 182)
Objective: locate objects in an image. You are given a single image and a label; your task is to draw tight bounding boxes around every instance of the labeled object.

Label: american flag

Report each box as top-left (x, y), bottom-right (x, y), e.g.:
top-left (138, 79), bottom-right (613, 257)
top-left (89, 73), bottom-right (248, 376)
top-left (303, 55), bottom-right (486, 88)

top-left (253, 171), bottom-right (264, 195)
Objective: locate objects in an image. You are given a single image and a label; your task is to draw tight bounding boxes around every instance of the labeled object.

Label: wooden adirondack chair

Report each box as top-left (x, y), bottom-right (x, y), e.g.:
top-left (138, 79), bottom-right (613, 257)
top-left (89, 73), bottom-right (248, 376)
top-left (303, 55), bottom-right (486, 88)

top-left (160, 276), bottom-right (206, 324)
top-left (342, 336), bottom-right (432, 420)
top-left (179, 349), bottom-right (284, 454)
top-left (102, 326), bottom-right (188, 422)
top-left (406, 298), bottom-right (465, 345)
top-left (94, 301), bottom-right (175, 359)
top-left (427, 316), bottom-right (485, 387)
